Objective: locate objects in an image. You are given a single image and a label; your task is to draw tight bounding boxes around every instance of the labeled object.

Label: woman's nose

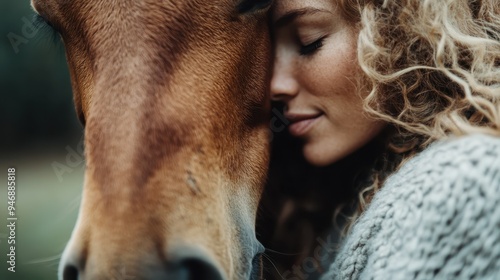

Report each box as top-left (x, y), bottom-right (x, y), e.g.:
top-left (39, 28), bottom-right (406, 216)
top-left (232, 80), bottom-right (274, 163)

top-left (270, 56), bottom-right (299, 102)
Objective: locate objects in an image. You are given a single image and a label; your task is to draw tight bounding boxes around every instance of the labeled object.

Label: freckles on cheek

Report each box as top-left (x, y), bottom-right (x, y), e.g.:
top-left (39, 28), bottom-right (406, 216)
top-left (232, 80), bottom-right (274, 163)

top-left (301, 58), bottom-right (333, 92)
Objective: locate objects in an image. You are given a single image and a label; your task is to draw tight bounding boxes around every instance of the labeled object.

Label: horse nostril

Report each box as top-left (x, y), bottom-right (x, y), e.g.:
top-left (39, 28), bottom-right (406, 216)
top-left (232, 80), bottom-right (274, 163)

top-left (63, 264), bottom-right (79, 280)
top-left (180, 258), bottom-right (224, 280)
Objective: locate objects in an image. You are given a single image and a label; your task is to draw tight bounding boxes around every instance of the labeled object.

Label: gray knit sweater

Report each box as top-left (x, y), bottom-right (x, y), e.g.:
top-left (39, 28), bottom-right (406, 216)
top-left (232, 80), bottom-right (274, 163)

top-left (322, 134), bottom-right (500, 279)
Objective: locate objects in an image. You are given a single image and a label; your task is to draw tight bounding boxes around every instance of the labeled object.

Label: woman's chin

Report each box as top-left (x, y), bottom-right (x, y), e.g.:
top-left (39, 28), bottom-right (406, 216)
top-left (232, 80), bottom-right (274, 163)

top-left (302, 138), bottom-right (359, 167)
top-left (302, 143), bottom-right (338, 167)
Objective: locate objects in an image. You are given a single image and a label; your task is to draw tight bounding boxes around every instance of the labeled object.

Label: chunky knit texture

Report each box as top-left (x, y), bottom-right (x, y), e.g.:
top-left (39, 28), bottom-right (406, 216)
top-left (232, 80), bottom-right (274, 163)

top-left (322, 134), bottom-right (500, 279)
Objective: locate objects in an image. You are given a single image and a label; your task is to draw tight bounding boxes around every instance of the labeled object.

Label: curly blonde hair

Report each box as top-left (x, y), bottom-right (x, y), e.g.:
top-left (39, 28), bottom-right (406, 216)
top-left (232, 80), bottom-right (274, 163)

top-left (337, 0), bottom-right (500, 233)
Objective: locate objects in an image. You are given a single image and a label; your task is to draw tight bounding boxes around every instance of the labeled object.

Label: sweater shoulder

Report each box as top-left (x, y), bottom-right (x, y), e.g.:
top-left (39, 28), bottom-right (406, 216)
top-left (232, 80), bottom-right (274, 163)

top-left (323, 134), bottom-right (500, 280)
top-left (381, 133), bottom-right (500, 199)
top-left (363, 134), bottom-right (500, 279)
top-left (373, 133), bottom-right (500, 222)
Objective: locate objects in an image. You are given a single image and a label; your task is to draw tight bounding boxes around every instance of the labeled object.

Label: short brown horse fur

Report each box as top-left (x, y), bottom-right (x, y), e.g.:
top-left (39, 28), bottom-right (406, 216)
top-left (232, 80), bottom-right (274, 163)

top-left (31, 0), bottom-right (273, 279)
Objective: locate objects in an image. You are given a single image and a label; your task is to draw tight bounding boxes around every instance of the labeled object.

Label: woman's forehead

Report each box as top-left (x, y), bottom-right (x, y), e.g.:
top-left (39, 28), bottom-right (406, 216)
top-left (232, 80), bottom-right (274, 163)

top-left (272, 0), bottom-right (337, 20)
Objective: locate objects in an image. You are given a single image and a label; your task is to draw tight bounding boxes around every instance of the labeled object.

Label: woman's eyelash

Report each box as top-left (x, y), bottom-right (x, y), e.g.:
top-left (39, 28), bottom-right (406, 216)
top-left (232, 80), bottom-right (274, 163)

top-left (299, 37), bottom-right (325, 56)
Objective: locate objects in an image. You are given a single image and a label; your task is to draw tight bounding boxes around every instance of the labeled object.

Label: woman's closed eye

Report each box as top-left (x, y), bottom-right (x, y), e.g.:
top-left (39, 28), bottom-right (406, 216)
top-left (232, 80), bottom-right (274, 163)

top-left (299, 36), bottom-right (325, 56)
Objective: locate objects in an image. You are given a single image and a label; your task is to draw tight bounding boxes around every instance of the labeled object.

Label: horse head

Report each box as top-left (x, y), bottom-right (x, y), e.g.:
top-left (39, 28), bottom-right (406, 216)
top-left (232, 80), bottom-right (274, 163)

top-left (31, 0), bottom-right (273, 279)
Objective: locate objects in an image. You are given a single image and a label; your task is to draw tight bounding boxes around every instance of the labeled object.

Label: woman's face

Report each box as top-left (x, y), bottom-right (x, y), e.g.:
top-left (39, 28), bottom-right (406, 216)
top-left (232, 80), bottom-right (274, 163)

top-left (271, 0), bottom-right (385, 166)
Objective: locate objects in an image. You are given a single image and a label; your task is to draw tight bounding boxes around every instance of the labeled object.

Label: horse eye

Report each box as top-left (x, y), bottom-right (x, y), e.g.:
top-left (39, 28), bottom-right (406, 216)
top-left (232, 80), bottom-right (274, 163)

top-left (237, 0), bottom-right (273, 14)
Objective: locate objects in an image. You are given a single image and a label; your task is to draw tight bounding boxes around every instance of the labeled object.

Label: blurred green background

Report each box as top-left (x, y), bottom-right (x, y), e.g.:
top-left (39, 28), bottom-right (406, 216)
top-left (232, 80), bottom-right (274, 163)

top-left (1, 1), bottom-right (84, 279)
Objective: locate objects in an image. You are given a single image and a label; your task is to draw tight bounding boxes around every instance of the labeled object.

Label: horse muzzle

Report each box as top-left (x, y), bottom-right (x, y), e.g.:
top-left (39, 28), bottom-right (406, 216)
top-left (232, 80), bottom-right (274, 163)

top-left (60, 246), bottom-right (228, 280)
top-left (60, 236), bottom-right (265, 280)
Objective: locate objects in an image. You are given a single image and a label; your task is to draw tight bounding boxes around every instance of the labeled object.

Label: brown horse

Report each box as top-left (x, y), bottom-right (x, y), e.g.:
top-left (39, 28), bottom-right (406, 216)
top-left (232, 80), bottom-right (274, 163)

top-left (31, 0), bottom-right (273, 279)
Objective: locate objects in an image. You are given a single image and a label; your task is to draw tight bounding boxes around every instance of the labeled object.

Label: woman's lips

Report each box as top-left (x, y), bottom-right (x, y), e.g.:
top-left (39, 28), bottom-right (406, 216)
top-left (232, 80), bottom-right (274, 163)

top-left (285, 113), bottom-right (323, 137)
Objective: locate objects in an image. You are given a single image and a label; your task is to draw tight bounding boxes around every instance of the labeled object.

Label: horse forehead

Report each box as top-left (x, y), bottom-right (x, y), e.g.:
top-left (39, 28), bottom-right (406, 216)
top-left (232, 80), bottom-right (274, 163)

top-left (33, 0), bottom-right (206, 43)
top-left (74, 2), bottom-right (224, 185)
top-left (68, 1), bottom-right (206, 67)
top-left (36, 0), bottom-right (212, 24)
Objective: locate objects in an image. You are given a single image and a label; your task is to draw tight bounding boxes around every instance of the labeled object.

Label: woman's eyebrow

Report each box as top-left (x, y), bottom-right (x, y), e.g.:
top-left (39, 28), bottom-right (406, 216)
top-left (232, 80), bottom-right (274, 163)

top-left (274, 8), bottom-right (330, 27)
